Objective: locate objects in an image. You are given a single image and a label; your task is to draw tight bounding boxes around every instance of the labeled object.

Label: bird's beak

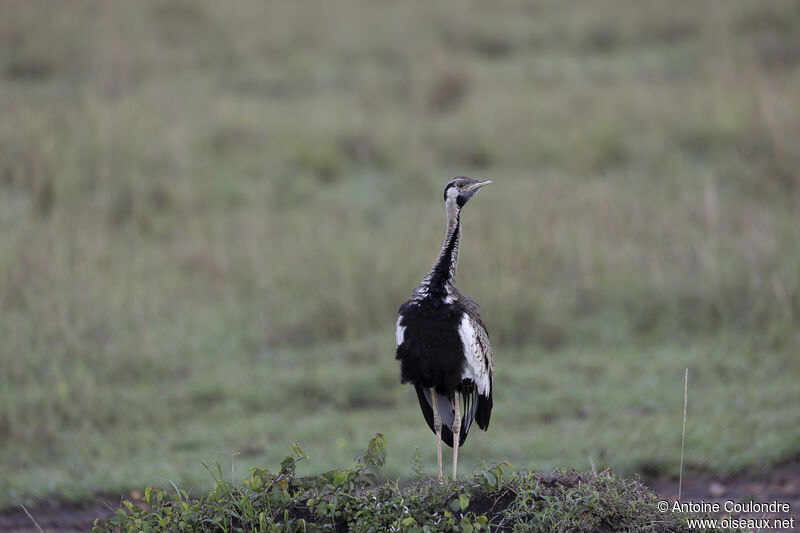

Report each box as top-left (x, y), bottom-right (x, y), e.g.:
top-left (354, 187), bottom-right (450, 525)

top-left (465, 179), bottom-right (493, 192)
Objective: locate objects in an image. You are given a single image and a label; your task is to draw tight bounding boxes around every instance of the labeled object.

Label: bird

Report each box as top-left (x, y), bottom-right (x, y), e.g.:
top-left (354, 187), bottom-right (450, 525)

top-left (395, 176), bottom-right (494, 480)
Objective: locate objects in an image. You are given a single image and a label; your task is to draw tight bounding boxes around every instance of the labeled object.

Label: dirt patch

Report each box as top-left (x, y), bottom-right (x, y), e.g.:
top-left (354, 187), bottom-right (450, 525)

top-left (0, 498), bottom-right (116, 533)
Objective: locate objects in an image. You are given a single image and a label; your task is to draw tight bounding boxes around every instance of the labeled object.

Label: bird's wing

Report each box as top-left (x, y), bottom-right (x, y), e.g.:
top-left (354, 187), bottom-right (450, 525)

top-left (457, 306), bottom-right (493, 396)
top-left (457, 294), bottom-right (494, 431)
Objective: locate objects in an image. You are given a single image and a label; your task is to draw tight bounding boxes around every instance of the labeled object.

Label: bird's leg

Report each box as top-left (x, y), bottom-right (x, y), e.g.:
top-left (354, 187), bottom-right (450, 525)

top-left (430, 388), bottom-right (443, 480)
top-left (452, 391), bottom-right (461, 481)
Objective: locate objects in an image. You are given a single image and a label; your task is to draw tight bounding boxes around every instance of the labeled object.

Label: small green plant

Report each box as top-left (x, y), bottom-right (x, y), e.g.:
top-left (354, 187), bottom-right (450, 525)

top-left (410, 447), bottom-right (427, 478)
top-left (94, 435), bottom-right (715, 532)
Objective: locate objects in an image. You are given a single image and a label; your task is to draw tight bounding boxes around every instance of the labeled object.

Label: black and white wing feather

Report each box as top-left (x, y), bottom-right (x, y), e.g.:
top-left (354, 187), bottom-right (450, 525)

top-left (457, 297), bottom-right (494, 433)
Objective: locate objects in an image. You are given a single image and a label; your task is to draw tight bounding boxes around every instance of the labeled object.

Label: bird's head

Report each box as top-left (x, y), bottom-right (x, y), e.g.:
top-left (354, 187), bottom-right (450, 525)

top-left (444, 177), bottom-right (493, 209)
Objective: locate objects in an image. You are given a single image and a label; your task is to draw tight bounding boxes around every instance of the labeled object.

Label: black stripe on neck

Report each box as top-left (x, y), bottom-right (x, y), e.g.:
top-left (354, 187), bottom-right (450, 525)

top-left (427, 215), bottom-right (460, 297)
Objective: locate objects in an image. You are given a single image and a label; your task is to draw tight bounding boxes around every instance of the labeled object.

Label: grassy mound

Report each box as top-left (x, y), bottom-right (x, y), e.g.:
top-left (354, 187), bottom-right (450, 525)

top-left (3, 0), bottom-right (800, 506)
top-left (94, 435), bottom-right (715, 532)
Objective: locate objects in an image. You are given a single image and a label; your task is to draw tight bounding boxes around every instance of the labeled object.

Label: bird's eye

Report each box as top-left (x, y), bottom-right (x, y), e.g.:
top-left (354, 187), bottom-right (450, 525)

top-left (457, 182), bottom-right (465, 189)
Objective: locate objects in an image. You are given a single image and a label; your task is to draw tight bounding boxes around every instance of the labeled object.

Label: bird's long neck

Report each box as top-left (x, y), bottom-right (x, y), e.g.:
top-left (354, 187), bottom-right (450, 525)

top-left (421, 199), bottom-right (461, 299)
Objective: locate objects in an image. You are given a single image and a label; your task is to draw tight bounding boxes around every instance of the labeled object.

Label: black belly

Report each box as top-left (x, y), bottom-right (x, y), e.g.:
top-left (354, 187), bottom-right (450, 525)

top-left (395, 298), bottom-right (466, 395)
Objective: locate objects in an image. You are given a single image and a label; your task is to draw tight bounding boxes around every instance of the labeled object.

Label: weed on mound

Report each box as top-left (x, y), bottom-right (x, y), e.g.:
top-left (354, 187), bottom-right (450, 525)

top-left (94, 435), bottom-right (717, 532)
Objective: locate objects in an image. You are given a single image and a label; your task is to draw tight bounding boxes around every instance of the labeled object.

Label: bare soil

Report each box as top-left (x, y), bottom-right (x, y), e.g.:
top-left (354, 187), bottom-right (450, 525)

top-left (0, 498), bottom-right (115, 533)
top-left (2, 459), bottom-right (798, 532)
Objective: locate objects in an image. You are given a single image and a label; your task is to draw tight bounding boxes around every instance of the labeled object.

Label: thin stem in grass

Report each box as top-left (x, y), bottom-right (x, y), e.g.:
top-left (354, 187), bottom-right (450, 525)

top-left (20, 504), bottom-right (45, 533)
top-left (679, 367), bottom-right (688, 501)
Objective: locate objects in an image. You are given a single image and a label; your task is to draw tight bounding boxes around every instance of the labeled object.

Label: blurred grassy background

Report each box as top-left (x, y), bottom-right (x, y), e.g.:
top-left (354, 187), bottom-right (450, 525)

top-left (1, 0), bottom-right (799, 507)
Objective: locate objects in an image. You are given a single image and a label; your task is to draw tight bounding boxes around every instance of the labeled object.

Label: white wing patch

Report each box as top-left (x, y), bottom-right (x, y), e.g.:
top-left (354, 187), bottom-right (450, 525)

top-left (457, 314), bottom-right (490, 396)
top-left (396, 316), bottom-right (406, 347)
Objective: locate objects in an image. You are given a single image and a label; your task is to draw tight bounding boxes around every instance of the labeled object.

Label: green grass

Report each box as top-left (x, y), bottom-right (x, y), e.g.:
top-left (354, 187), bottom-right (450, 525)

top-left (3, 332), bottom-right (797, 507)
top-left (2, 0), bottom-right (800, 509)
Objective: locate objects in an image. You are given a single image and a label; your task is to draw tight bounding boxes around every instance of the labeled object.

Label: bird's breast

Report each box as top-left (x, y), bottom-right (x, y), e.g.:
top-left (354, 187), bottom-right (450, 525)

top-left (396, 299), bottom-right (470, 391)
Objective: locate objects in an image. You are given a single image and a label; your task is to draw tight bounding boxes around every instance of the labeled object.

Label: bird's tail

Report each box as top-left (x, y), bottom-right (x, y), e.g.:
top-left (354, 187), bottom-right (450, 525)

top-left (415, 384), bottom-right (479, 447)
